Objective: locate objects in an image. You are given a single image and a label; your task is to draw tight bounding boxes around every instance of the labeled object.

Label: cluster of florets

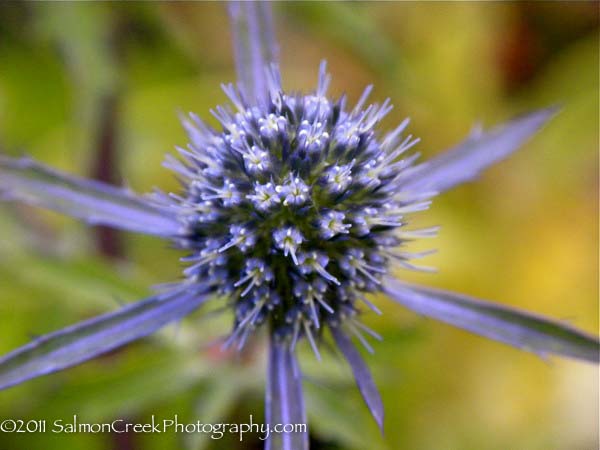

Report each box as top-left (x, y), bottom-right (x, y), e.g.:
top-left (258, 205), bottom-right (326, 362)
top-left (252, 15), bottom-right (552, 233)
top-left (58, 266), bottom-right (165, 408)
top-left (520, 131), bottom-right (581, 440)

top-left (161, 63), bottom-right (430, 352)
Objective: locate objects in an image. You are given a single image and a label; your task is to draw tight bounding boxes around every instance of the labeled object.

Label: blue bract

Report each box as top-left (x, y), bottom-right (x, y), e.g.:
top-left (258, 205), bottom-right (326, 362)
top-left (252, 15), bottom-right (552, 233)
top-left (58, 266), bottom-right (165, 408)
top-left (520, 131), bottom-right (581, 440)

top-left (0, 3), bottom-right (597, 450)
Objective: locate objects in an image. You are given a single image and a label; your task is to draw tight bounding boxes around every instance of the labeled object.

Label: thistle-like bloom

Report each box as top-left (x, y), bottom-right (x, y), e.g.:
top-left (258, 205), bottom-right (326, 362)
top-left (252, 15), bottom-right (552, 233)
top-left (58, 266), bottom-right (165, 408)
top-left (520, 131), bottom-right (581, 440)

top-left (0, 3), bottom-right (598, 450)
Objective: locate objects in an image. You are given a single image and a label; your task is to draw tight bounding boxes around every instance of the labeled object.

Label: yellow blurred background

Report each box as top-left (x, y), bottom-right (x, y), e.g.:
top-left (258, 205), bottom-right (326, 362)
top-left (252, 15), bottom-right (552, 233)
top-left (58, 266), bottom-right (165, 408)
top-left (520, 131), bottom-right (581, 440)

top-left (0, 2), bottom-right (597, 449)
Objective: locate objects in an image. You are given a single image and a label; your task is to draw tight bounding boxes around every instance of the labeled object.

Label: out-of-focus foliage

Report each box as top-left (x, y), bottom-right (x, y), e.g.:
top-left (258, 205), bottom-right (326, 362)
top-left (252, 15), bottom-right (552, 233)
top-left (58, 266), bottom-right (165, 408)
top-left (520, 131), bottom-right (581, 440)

top-left (0, 2), bottom-right (597, 449)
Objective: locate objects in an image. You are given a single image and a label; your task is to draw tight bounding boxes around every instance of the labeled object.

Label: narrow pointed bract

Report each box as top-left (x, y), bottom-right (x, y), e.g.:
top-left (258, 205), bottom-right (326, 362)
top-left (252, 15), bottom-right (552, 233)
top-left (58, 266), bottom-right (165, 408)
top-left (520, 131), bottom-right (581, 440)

top-left (383, 277), bottom-right (599, 363)
top-left (331, 326), bottom-right (384, 432)
top-left (398, 108), bottom-right (558, 195)
top-left (0, 287), bottom-right (209, 390)
top-left (266, 337), bottom-right (308, 450)
top-left (228, 1), bottom-right (279, 105)
top-left (0, 156), bottom-right (181, 237)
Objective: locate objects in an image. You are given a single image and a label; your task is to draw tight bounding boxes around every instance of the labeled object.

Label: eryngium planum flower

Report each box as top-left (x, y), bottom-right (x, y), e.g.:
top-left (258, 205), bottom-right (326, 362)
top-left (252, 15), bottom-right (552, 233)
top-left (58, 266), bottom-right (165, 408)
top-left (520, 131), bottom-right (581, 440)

top-left (164, 62), bottom-right (426, 358)
top-left (0, 3), bottom-right (597, 450)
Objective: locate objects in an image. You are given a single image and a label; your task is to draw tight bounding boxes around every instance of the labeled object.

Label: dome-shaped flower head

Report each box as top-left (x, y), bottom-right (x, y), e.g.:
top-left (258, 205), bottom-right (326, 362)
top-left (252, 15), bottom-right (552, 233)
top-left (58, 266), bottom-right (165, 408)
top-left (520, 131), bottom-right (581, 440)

top-left (0, 3), bottom-right (598, 450)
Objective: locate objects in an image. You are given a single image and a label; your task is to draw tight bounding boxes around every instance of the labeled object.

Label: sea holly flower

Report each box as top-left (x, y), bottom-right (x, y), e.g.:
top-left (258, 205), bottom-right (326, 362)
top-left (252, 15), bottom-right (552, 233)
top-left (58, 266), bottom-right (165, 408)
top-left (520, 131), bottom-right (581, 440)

top-left (0, 3), bottom-right (598, 450)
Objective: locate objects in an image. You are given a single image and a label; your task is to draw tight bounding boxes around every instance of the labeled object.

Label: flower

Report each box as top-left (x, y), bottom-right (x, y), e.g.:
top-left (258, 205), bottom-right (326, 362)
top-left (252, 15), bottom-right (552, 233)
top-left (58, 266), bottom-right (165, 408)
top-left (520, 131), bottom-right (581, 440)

top-left (0, 3), bottom-right (597, 450)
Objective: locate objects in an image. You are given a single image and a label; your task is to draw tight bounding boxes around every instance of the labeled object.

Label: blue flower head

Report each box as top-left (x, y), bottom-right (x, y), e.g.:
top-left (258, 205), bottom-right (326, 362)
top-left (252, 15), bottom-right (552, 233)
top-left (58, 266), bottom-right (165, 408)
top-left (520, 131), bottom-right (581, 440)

top-left (164, 60), bottom-right (426, 355)
top-left (0, 3), bottom-right (597, 450)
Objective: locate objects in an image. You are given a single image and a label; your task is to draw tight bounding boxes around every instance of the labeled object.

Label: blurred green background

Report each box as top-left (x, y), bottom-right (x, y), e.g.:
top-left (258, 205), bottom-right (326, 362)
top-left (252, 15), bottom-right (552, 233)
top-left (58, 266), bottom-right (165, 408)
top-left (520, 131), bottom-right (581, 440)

top-left (0, 2), bottom-right (598, 449)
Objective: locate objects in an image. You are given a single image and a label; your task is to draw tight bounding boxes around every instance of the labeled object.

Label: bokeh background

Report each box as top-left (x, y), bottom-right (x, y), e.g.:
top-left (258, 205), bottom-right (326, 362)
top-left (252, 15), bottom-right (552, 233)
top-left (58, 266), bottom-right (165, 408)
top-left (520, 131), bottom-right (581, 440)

top-left (0, 2), bottom-right (598, 449)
